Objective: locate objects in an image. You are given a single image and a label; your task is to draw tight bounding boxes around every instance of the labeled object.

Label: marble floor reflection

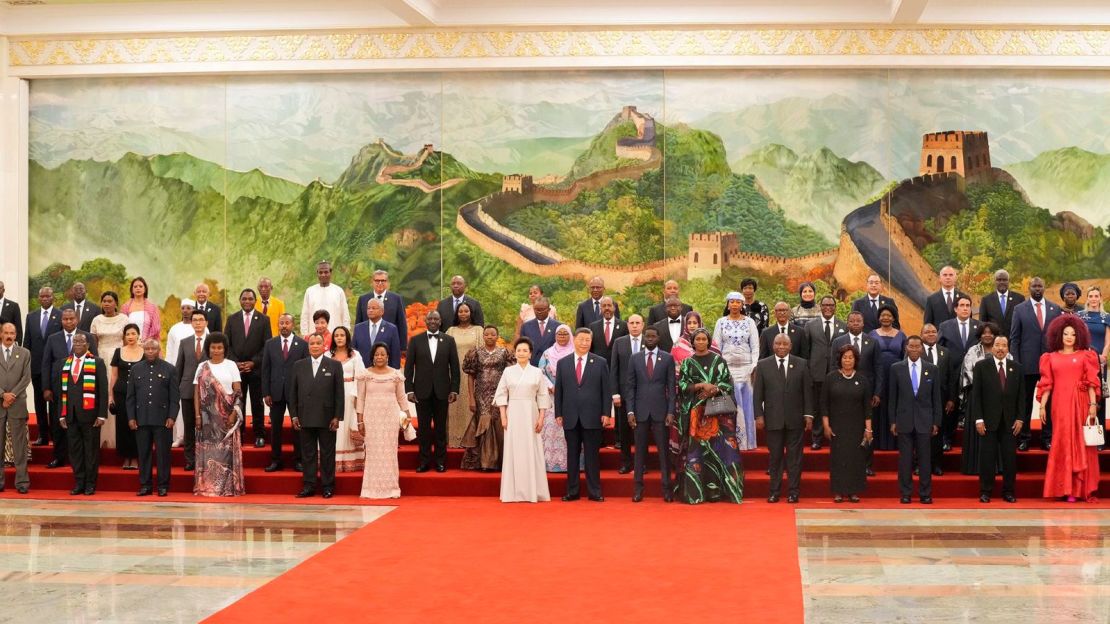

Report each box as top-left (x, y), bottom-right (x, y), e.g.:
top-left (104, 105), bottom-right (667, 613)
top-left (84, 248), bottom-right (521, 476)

top-left (0, 500), bottom-right (392, 623)
top-left (797, 509), bottom-right (1110, 623)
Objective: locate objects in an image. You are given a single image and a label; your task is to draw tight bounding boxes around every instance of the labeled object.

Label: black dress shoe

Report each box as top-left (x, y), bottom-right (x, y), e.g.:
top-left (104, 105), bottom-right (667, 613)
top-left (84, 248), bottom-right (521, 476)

top-left (84, 487), bottom-right (95, 496)
top-left (157, 488), bottom-right (168, 497)
top-left (787, 494), bottom-right (799, 504)
top-left (137, 487), bottom-right (153, 496)
top-left (16, 486), bottom-right (28, 494)
top-left (810, 441), bottom-right (822, 451)
top-left (632, 491), bottom-right (643, 502)
top-left (663, 492), bottom-right (674, 503)
top-left (767, 494), bottom-right (780, 503)
top-left (70, 486), bottom-right (84, 495)
top-left (1017, 439), bottom-right (1029, 451)
top-left (919, 496), bottom-right (933, 504)
top-left (866, 468), bottom-right (876, 477)
top-left (1003, 493), bottom-right (1017, 503)
top-left (254, 436), bottom-right (266, 448)
top-left (184, 463), bottom-right (195, 471)
top-left (32, 438), bottom-right (48, 446)
top-left (435, 464), bottom-right (447, 473)
top-left (932, 467), bottom-right (944, 476)
top-left (294, 462), bottom-right (303, 472)
top-left (618, 465), bottom-right (633, 475)
top-left (264, 462), bottom-right (283, 473)
top-left (979, 494), bottom-right (991, 503)
top-left (913, 467), bottom-right (920, 476)
top-left (295, 488), bottom-right (315, 498)
top-left (942, 440), bottom-right (952, 452)
top-left (561, 494), bottom-right (580, 501)
top-left (322, 489), bottom-right (334, 499)
top-left (1041, 441), bottom-right (1051, 452)
top-left (415, 463), bottom-right (431, 473)
top-left (900, 495), bottom-right (911, 504)
top-left (588, 494), bottom-right (605, 502)
top-left (47, 459), bottom-right (63, 469)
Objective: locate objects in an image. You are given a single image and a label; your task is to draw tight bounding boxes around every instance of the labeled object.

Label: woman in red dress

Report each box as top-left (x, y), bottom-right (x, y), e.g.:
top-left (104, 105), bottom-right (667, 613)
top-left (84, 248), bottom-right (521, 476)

top-left (1038, 315), bottom-right (1101, 502)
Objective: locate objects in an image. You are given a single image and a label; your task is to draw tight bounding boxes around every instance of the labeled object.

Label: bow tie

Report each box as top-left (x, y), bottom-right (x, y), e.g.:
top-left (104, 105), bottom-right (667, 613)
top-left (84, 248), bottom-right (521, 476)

top-left (669, 319), bottom-right (681, 323)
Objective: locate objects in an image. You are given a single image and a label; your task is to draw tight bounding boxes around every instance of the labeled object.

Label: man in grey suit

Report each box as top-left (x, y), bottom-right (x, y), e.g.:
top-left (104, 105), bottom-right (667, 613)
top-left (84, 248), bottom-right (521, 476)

top-left (174, 309), bottom-right (209, 471)
top-left (0, 323), bottom-right (31, 493)
top-left (889, 335), bottom-right (942, 504)
top-left (753, 333), bottom-right (814, 503)
top-left (625, 326), bottom-right (675, 502)
top-left (609, 313), bottom-right (645, 474)
top-left (289, 333), bottom-right (345, 499)
top-left (800, 296), bottom-right (846, 449)
top-left (127, 339), bottom-right (179, 496)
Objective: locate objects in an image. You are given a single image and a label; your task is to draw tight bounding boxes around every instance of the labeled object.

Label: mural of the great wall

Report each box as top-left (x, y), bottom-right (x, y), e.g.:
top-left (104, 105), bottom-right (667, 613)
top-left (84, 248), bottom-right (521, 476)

top-left (26, 71), bottom-right (1110, 334)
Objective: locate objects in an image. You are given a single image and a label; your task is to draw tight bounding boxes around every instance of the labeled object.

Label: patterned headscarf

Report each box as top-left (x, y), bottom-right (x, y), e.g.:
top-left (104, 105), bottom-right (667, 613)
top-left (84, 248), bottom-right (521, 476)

top-left (725, 291), bottom-right (744, 303)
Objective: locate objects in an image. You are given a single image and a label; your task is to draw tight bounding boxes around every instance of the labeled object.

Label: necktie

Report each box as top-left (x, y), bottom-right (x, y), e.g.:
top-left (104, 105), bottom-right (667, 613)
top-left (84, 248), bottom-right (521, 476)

top-left (76, 303), bottom-right (83, 319)
top-left (778, 358), bottom-right (787, 379)
top-left (3, 348), bottom-right (10, 362)
top-left (72, 357), bottom-right (80, 379)
top-left (604, 320), bottom-right (612, 345)
top-left (65, 333), bottom-right (72, 354)
top-left (998, 361), bottom-right (1007, 389)
top-left (370, 323), bottom-right (378, 343)
top-left (538, 320), bottom-right (545, 335)
top-left (926, 345), bottom-right (934, 363)
top-left (779, 325), bottom-right (786, 335)
top-left (911, 361), bottom-right (919, 395)
top-left (262, 300), bottom-right (269, 316)
top-left (960, 322), bottom-right (967, 346)
top-left (593, 300), bottom-right (599, 317)
top-left (1035, 302), bottom-right (1044, 329)
top-left (40, 311), bottom-right (48, 337)
top-left (244, 313), bottom-right (251, 335)
top-left (871, 299), bottom-right (877, 313)
top-left (454, 298), bottom-right (461, 311)
top-left (945, 291), bottom-right (952, 311)
top-left (825, 320), bottom-right (832, 343)
top-left (999, 294), bottom-right (1007, 315)
top-left (282, 338), bottom-right (289, 360)
top-left (195, 337), bottom-right (202, 361)
top-left (632, 338), bottom-right (639, 354)
top-left (853, 336), bottom-right (860, 352)
top-left (646, 351), bottom-right (654, 377)
top-left (575, 357), bottom-right (584, 384)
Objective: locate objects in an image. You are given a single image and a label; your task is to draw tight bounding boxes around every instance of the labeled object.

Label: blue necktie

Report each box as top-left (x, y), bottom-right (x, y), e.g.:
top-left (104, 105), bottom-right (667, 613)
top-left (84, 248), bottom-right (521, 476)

top-left (40, 311), bottom-right (48, 337)
top-left (911, 361), bottom-right (919, 395)
top-left (1000, 294), bottom-right (1007, 315)
top-left (65, 333), bottom-right (72, 354)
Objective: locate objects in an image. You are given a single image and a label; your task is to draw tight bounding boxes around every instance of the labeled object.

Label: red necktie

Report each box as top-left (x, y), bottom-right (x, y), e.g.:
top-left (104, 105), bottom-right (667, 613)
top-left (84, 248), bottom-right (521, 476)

top-left (604, 320), bottom-right (611, 345)
top-left (71, 357), bottom-right (80, 379)
top-left (646, 351), bottom-right (654, 378)
top-left (1035, 302), bottom-right (1044, 329)
top-left (262, 301), bottom-right (269, 316)
top-left (244, 313), bottom-right (251, 334)
top-left (538, 320), bottom-right (545, 335)
top-left (575, 357), bottom-right (583, 384)
top-left (195, 338), bottom-right (201, 361)
top-left (998, 361), bottom-right (1006, 389)
top-left (282, 338), bottom-right (289, 360)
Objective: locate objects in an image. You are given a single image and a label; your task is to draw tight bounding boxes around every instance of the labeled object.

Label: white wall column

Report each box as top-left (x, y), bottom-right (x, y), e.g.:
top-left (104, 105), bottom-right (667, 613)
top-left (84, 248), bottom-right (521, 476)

top-left (0, 35), bottom-right (29, 313)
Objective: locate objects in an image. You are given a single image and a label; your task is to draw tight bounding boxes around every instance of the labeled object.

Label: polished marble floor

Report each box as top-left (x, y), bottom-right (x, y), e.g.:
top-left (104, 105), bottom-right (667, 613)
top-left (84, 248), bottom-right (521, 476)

top-left (797, 509), bottom-right (1110, 623)
top-left (0, 500), bottom-right (392, 623)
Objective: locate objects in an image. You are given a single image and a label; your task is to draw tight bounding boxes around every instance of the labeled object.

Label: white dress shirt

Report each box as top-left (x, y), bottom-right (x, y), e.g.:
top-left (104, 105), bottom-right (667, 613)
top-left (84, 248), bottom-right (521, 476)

top-left (311, 355), bottom-right (323, 377)
top-left (427, 332), bottom-right (440, 362)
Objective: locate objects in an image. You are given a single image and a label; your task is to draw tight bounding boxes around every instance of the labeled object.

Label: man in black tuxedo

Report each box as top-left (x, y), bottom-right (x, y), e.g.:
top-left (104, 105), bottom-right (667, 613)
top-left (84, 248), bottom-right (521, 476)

top-left (355, 270), bottom-right (408, 353)
top-left (575, 276), bottom-right (620, 329)
top-left (850, 274), bottom-right (899, 332)
top-left (1009, 277), bottom-right (1060, 451)
top-left (61, 282), bottom-right (101, 332)
top-left (922, 266), bottom-right (968, 327)
top-left (979, 269), bottom-right (1024, 336)
top-left (261, 313), bottom-right (308, 472)
top-left (970, 336), bottom-right (1025, 503)
top-left (436, 275), bottom-right (484, 328)
top-left (126, 339), bottom-right (179, 497)
top-left (760, 301), bottom-right (803, 360)
top-left (652, 298), bottom-right (687, 353)
top-left (25, 287), bottom-right (61, 448)
top-left (193, 283), bottom-right (222, 332)
top-left (555, 327), bottom-right (612, 501)
top-left (0, 281), bottom-right (22, 345)
top-left (224, 288), bottom-right (273, 447)
top-left (625, 326), bottom-right (675, 502)
top-left (41, 308), bottom-right (98, 467)
top-left (519, 297), bottom-right (557, 365)
top-left (589, 297), bottom-right (627, 361)
top-left (174, 310), bottom-right (209, 471)
top-left (831, 311), bottom-right (882, 474)
top-left (609, 313), bottom-right (645, 474)
top-left (404, 311), bottom-right (460, 472)
top-left (55, 334), bottom-right (108, 496)
top-left (920, 323), bottom-right (958, 471)
top-left (801, 296), bottom-right (846, 449)
top-left (889, 335), bottom-right (942, 504)
top-left (289, 333), bottom-right (345, 498)
top-left (754, 333), bottom-right (814, 503)
top-left (646, 281), bottom-right (692, 326)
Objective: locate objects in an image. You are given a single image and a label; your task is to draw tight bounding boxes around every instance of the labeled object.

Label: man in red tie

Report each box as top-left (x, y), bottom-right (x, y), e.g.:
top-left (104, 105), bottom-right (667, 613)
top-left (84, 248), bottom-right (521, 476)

top-left (554, 328), bottom-right (612, 502)
top-left (261, 313), bottom-right (309, 473)
top-left (589, 296), bottom-right (627, 362)
top-left (224, 288), bottom-right (273, 448)
top-left (1009, 277), bottom-right (1061, 451)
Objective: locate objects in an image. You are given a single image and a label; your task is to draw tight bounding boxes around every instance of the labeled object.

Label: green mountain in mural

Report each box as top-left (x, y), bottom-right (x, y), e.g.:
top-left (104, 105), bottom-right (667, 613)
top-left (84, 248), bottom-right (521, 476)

top-left (732, 144), bottom-right (889, 240)
top-left (1006, 147), bottom-right (1110, 227)
top-left (149, 153), bottom-right (305, 204)
top-left (563, 117), bottom-right (645, 181)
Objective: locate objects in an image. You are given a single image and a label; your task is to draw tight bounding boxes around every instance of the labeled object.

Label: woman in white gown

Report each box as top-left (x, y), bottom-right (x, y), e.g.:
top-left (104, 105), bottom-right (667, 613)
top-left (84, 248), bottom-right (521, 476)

top-left (496, 337), bottom-right (552, 503)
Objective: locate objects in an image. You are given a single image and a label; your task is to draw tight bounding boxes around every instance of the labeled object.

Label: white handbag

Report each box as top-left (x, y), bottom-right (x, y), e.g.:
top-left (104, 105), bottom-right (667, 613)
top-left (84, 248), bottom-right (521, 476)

top-left (1083, 417), bottom-right (1105, 447)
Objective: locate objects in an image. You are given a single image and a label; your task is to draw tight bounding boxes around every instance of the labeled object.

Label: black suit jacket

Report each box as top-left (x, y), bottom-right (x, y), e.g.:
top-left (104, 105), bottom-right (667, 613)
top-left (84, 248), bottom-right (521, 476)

top-left (53, 355), bottom-right (109, 424)
top-left (261, 334), bottom-right (309, 403)
top-left (979, 291), bottom-right (1025, 335)
top-left (62, 300), bottom-right (102, 333)
top-left (126, 358), bottom-right (180, 426)
top-left (554, 352), bottom-right (611, 429)
top-left (970, 357), bottom-right (1026, 431)
top-left (830, 332), bottom-right (883, 397)
top-left (652, 317), bottom-right (687, 353)
top-left (589, 317), bottom-right (627, 361)
top-left (575, 298), bottom-right (621, 329)
top-left (224, 309), bottom-right (273, 368)
top-left (759, 324), bottom-right (803, 360)
top-left (646, 302), bottom-right (692, 326)
top-left (850, 295), bottom-right (899, 332)
top-left (889, 358), bottom-right (942, 433)
top-left (753, 354), bottom-right (814, 430)
top-left (0, 299), bottom-right (21, 346)
top-left (195, 303), bottom-right (222, 334)
top-left (404, 332), bottom-right (461, 401)
top-left (436, 296), bottom-right (484, 329)
top-left (288, 356), bottom-right (345, 427)
top-left (922, 290), bottom-right (969, 327)
top-left (25, 307), bottom-right (62, 374)
top-left (42, 330), bottom-right (98, 384)
top-left (937, 317), bottom-right (982, 364)
top-left (520, 318), bottom-right (557, 366)
top-left (800, 316), bottom-right (847, 383)
top-left (625, 349), bottom-right (676, 423)
top-left (355, 290), bottom-right (408, 349)
top-left (921, 342), bottom-right (959, 405)
top-left (608, 334), bottom-right (639, 400)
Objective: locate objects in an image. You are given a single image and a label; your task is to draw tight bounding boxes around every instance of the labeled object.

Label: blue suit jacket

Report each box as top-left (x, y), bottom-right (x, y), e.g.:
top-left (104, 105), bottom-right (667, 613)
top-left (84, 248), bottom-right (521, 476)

top-left (554, 352), bottom-right (611, 430)
top-left (355, 291), bottom-right (408, 349)
top-left (352, 319), bottom-right (402, 369)
top-left (625, 349), bottom-right (676, 423)
top-left (520, 318), bottom-right (557, 366)
top-left (1009, 299), bottom-right (1061, 376)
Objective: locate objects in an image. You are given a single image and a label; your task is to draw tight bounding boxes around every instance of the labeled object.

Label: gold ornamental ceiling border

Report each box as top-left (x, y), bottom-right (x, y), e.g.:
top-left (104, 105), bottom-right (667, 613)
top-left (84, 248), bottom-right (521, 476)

top-left (7, 26), bottom-right (1110, 75)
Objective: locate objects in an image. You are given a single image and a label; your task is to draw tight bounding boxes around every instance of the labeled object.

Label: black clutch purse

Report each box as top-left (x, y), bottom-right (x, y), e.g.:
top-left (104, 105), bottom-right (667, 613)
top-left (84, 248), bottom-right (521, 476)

top-left (108, 402), bottom-right (118, 416)
top-left (704, 393), bottom-right (737, 417)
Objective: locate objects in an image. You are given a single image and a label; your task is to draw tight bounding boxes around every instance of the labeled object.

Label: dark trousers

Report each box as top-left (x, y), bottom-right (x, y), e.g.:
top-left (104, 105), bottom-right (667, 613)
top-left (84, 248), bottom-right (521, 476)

top-left (269, 400), bottom-right (301, 463)
top-left (810, 382), bottom-right (825, 443)
top-left (66, 419), bottom-right (101, 489)
top-left (50, 400), bottom-right (69, 464)
top-left (298, 426), bottom-right (336, 490)
top-left (766, 427), bottom-right (804, 497)
top-left (897, 430), bottom-right (933, 497)
top-left (941, 404), bottom-right (961, 445)
top-left (565, 422), bottom-right (602, 498)
top-left (633, 418), bottom-right (669, 496)
top-left (239, 369), bottom-right (265, 438)
top-left (136, 424), bottom-right (172, 489)
top-left (979, 426), bottom-right (1018, 496)
top-left (615, 399), bottom-right (633, 468)
top-left (0, 414), bottom-right (30, 489)
top-left (180, 398), bottom-right (197, 467)
top-left (31, 373), bottom-right (50, 444)
top-left (415, 396), bottom-right (448, 466)
top-left (1020, 373), bottom-right (1051, 445)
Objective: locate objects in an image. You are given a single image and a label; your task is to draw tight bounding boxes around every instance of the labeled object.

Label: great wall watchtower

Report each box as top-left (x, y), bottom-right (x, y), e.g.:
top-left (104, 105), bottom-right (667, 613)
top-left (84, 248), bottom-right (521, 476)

top-left (919, 131), bottom-right (991, 181)
top-left (688, 232), bottom-right (738, 280)
top-left (502, 174), bottom-right (534, 194)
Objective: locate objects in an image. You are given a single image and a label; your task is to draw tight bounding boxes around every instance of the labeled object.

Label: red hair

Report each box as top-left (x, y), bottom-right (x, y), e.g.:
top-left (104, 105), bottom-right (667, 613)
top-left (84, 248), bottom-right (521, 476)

top-left (1045, 314), bottom-right (1092, 352)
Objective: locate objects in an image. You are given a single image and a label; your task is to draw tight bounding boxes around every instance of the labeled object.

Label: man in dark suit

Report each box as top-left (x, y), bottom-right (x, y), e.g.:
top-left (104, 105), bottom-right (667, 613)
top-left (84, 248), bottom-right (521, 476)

top-left (174, 309), bottom-right (209, 471)
top-left (888, 335), bottom-right (942, 504)
top-left (589, 297), bottom-right (627, 361)
top-left (25, 286), bottom-right (61, 448)
top-left (609, 313), bottom-right (645, 474)
top-left (646, 280), bottom-right (692, 326)
top-left (353, 298), bottom-right (402, 369)
top-left (759, 301), bottom-right (803, 360)
top-left (575, 276), bottom-right (620, 329)
top-left (41, 308), bottom-right (98, 467)
top-left (261, 313), bottom-right (307, 472)
top-left (1009, 277), bottom-right (1060, 451)
top-left (970, 336), bottom-right (1025, 503)
top-left (519, 297), bottom-right (557, 365)
top-left (55, 334), bottom-right (108, 496)
top-left (554, 328), bottom-right (612, 501)
top-left (754, 333), bottom-right (814, 503)
top-left (355, 269), bottom-right (408, 353)
top-left (0, 281), bottom-right (22, 346)
top-left (920, 323), bottom-right (958, 470)
top-left (850, 274), bottom-right (899, 332)
top-left (979, 269), bottom-right (1024, 336)
top-left (436, 275), bottom-right (484, 328)
top-left (831, 311), bottom-right (882, 474)
top-left (625, 326), bottom-right (675, 502)
top-left (194, 283), bottom-right (222, 333)
top-left (652, 297), bottom-right (687, 353)
top-left (937, 295), bottom-right (981, 364)
top-left (289, 333), bottom-right (345, 498)
top-left (0, 322), bottom-right (32, 493)
top-left (224, 288), bottom-right (272, 448)
top-left (922, 266), bottom-right (968, 327)
top-left (801, 296), bottom-right (846, 449)
top-left (404, 311), bottom-right (461, 472)
top-left (126, 339), bottom-right (179, 496)
top-left (61, 282), bottom-right (101, 332)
